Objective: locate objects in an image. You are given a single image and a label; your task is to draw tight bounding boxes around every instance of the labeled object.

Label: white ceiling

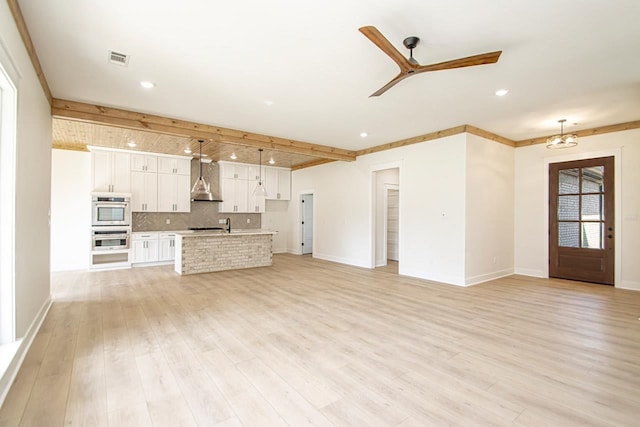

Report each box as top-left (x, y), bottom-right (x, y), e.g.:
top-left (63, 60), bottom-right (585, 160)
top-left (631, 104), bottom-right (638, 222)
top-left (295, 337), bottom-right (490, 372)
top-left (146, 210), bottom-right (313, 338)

top-left (19, 0), bottom-right (640, 151)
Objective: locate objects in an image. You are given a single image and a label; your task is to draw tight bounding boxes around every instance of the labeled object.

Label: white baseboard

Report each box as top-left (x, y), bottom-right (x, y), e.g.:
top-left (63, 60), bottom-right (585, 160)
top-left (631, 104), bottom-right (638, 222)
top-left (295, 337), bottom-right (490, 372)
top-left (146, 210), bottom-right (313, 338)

top-left (465, 268), bottom-right (515, 286)
top-left (514, 267), bottom-right (546, 278)
top-left (0, 296), bottom-right (52, 408)
top-left (397, 268), bottom-right (465, 287)
top-left (618, 281), bottom-right (640, 291)
top-left (272, 248), bottom-right (288, 254)
top-left (312, 253), bottom-right (371, 269)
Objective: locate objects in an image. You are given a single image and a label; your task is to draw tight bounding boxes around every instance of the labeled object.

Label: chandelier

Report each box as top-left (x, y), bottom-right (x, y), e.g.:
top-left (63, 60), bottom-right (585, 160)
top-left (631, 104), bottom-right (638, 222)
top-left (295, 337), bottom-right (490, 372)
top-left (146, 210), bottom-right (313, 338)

top-left (546, 119), bottom-right (578, 149)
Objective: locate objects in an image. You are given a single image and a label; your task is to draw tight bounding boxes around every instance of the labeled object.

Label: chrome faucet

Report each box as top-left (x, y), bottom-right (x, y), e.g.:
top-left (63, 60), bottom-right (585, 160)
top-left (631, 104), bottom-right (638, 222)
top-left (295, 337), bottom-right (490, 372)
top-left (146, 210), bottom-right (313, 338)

top-left (225, 217), bottom-right (231, 233)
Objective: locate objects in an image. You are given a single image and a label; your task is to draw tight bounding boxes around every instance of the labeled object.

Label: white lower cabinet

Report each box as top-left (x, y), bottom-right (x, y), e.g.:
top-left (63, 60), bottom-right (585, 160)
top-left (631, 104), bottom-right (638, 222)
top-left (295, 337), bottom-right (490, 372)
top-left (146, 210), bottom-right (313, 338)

top-left (131, 233), bottom-right (159, 263)
top-left (158, 233), bottom-right (176, 261)
top-left (132, 232), bottom-right (177, 264)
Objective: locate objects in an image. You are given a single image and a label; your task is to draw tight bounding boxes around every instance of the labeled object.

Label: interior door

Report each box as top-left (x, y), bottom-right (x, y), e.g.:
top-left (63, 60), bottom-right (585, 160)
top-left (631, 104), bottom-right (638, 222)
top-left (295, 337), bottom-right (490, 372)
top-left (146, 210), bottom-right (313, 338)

top-left (549, 156), bottom-right (614, 285)
top-left (301, 194), bottom-right (313, 255)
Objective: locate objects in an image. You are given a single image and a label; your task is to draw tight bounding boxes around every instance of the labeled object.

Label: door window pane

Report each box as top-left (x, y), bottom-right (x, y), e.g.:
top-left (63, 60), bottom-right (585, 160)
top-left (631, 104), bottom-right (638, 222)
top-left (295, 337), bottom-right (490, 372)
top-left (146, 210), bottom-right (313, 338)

top-left (581, 223), bottom-right (604, 249)
top-left (558, 195), bottom-right (579, 220)
top-left (559, 222), bottom-right (580, 247)
top-left (559, 169), bottom-right (579, 194)
top-left (582, 166), bottom-right (604, 193)
top-left (581, 194), bottom-right (603, 221)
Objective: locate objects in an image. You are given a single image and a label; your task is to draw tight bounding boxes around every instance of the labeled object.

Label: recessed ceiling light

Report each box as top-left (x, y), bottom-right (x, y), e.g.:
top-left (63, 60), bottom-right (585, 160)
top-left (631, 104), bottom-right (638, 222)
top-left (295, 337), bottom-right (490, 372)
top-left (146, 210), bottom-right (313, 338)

top-left (269, 157), bottom-right (275, 165)
top-left (360, 132), bottom-right (368, 138)
top-left (184, 148), bottom-right (192, 154)
top-left (140, 81), bottom-right (155, 89)
top-left (264, 100), bottom-right (274, 107)
top-left (230, 153), bottom-right (237, 160)
top-left (127, 140), bottom-right (137, 147)
top-left (495, 89), bottom-right (509, 97)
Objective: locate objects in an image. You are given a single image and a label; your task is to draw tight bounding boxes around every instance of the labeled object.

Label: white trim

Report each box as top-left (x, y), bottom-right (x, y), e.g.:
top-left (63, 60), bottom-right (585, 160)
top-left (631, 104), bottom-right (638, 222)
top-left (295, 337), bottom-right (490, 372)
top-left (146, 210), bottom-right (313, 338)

top-left (543, 148), bottom-right (622, 287)
top-left (465, 268), bottom-right (515, 286)
top-left (369, 161), bottom-right (403, 270)
top-left (312, 252), bottom-right (371, 269)
top-left (377, 184), bottom-right (399, 267)
top-left (295, 189), bottom-right (315, 256)
top-left (0, 296), bottom-right (51, 408)
top-left (300, 193), bottom-right (314, 255)
top-left (514, 267), bottom-right (546, 278)
top-left (618, 281), bottom-right (640, 291)
top-left (0, 43), bottom-right (18, 345)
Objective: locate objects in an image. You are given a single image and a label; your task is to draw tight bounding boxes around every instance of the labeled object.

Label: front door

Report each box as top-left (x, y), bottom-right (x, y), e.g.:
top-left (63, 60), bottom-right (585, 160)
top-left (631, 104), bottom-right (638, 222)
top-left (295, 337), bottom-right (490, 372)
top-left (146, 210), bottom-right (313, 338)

top-left (549, 156), bottom-right (614, 285)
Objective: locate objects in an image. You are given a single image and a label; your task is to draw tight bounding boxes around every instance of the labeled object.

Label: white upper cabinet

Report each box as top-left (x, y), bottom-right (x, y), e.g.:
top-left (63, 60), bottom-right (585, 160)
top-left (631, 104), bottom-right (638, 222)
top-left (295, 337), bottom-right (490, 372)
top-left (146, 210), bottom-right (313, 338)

top-left (157, 173), bottom-right (190, 212)
top-left (92, 149), bottom-right (131, 193)
top-left (220, 162), bottom-right (249, 180)
top-left (247, 165), bottom-right (262, 182)
top-left (158, 157), bottom-right (190, 175)
top-left (265, 167), bottom-right (291, 200)
top-left (131, 170), bottom-right (158, 212)
top-left (219, 178), bottom-right (251, 213)
top-left (131, 154), bottom-right (158, 172)
top-left (218, 161), bottom-right (265, 213)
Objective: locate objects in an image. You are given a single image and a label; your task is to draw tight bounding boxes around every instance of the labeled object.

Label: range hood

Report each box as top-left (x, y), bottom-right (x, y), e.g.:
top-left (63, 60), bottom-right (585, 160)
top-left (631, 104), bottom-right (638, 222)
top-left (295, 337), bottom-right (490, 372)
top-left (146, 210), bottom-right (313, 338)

top-left (191, 140), bottom-right (223, 202)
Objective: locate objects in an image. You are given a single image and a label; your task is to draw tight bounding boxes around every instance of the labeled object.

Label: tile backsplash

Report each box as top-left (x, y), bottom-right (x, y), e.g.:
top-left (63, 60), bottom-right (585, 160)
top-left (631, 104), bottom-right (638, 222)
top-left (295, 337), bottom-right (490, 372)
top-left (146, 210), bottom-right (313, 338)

top-left (132, 160), bottom-right (261, 232)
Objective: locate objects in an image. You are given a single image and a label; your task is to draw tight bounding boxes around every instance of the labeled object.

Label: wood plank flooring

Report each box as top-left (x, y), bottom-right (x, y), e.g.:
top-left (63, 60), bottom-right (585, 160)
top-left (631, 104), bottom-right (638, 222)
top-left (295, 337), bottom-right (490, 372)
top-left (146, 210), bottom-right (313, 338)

top-left (1, 254), bottom-right (640, 426)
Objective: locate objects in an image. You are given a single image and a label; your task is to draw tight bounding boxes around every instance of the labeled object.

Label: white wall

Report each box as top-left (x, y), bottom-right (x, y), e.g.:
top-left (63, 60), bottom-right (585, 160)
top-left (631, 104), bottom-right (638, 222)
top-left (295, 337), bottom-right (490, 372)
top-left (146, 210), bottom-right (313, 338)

top-left (0, 2), bottom-right (52, 337)
top-left (465, 135), bottom-right (515, 285)
top-left (51, 149), bottom-right (91, 271)
top-left (289, 134), bottom-right (468, 284)
top-left (514, 129), bottom-right (640, 289)
top-left (262, 200), bottom-right (289, 253)
top-left (374, 168), bottom-right (399, 266)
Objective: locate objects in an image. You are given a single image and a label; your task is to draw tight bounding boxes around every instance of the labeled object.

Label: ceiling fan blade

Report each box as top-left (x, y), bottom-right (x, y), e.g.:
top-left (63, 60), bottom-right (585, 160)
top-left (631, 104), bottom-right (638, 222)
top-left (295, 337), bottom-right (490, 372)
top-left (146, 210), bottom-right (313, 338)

top-left (415, 51), bottom-right (502, 73)
top-left (370, 72), bottom-right (414, 97)
top-left (359, 26), bottom-right (414, 71)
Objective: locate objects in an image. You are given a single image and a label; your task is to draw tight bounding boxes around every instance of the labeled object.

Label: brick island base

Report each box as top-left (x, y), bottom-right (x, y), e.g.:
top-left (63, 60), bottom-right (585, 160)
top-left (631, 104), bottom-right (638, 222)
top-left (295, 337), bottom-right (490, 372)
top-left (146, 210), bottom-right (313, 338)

top-left (174, 231), bottom-right (275, 275)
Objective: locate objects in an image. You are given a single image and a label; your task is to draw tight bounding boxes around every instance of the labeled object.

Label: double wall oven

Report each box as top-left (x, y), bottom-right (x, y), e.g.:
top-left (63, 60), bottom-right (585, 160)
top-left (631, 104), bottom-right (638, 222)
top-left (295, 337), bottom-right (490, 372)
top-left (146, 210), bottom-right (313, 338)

top-left (90, 193), bottom-right (131, 267)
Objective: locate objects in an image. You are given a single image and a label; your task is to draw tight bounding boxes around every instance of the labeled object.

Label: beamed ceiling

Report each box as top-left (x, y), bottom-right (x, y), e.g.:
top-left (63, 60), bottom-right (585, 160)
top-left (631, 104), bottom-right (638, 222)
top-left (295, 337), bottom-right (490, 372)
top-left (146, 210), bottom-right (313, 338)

top-left (10, 0), bottom-right (640, 168)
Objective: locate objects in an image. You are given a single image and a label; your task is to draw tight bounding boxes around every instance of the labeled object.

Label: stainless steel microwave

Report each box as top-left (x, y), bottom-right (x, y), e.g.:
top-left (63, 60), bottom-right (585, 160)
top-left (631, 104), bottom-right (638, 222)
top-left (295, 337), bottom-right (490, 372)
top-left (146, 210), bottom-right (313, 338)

top-left (91, 194), bottom-right (131, 227)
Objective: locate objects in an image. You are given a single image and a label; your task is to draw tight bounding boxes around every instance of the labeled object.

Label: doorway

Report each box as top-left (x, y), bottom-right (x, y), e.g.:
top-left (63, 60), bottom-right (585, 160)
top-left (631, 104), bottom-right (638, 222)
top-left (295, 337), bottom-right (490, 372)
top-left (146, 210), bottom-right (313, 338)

top-left (549, 156), bottom-right (614, 285)
top-left (373, 167), bottom-right (399, 269)
top-left (300, 194), bottom-right (313, 255)
top-left (386, 187), bottom-right (399, 261)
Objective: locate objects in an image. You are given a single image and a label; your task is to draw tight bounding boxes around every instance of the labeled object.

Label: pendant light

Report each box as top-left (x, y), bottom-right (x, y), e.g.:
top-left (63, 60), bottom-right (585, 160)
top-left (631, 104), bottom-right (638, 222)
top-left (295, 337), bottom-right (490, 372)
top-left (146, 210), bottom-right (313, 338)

top-left (191, 139), bottom-right (219, 201)
top-left (546, 119), bottom-right (578, 149)
top-left (253, 148), bottom-right (268, 197)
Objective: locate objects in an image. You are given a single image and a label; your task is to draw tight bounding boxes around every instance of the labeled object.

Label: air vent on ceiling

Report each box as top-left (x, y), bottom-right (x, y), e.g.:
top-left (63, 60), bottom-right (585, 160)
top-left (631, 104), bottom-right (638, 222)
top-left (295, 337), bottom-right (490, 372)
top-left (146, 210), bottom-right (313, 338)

top-left (108, 51), bottom-right (129, 66)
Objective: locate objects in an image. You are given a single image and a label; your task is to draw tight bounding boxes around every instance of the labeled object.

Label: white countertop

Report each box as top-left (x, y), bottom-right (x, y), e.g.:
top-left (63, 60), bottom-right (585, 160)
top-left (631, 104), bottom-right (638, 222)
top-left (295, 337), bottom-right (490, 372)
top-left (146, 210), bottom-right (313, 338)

top-left (174, 229), bottom-right (277, 237)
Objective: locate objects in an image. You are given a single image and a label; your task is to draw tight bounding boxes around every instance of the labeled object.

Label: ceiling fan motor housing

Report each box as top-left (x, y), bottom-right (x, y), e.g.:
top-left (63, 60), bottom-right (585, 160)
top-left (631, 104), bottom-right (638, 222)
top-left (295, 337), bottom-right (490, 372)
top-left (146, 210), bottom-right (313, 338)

top-left (403, 36), bottom-right (420, 50)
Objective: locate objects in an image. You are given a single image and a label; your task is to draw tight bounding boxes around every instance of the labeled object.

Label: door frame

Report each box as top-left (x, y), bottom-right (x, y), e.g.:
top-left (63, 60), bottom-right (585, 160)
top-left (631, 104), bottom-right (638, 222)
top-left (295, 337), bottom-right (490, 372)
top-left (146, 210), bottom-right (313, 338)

top-left (370, 161), bottom-right (402, 269)
top-left (297, 189), bottom-right (315, 256)
top-left (380, 184), bottom-right (399, 266)
top-left (300, 192), bottom-right (314, 255)
top-left (543, 148), bottom-right (622, 286)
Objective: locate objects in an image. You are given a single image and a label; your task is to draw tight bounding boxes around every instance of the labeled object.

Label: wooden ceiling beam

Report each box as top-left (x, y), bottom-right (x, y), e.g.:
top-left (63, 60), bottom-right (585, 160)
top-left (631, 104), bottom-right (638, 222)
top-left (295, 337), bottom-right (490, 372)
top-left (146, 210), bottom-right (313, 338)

top-left (356, 125), bottom-right (468, 156)
top-left (7, 0), bottom-right (53, 104)
top-left (291, 158), bottom-right (336, 171)
top-left (516, 120), bottom-right (640, 147)
top-left (464, 125), bottom-right (516, 147)
top-left (51, 98), bottom-right (357, 161)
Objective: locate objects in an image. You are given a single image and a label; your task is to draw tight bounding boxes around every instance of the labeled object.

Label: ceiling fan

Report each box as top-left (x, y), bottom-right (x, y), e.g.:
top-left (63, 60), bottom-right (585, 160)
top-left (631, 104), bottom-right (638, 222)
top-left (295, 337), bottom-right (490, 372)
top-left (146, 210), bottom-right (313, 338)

top-left (359, 26), bottom-right (502, 97)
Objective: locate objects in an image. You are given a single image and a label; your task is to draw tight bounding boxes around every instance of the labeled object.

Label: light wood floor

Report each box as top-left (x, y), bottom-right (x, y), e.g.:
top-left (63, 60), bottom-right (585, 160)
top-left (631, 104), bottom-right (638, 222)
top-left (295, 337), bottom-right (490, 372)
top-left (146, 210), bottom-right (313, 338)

top-left (1, 254), bottom-right (640, 426)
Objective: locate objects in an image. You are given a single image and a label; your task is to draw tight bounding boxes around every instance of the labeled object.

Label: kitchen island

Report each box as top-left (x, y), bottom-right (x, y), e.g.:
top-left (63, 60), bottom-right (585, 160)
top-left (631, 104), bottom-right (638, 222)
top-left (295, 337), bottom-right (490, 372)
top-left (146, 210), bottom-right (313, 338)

top-left (174, 229), bottom-right (277, 275)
